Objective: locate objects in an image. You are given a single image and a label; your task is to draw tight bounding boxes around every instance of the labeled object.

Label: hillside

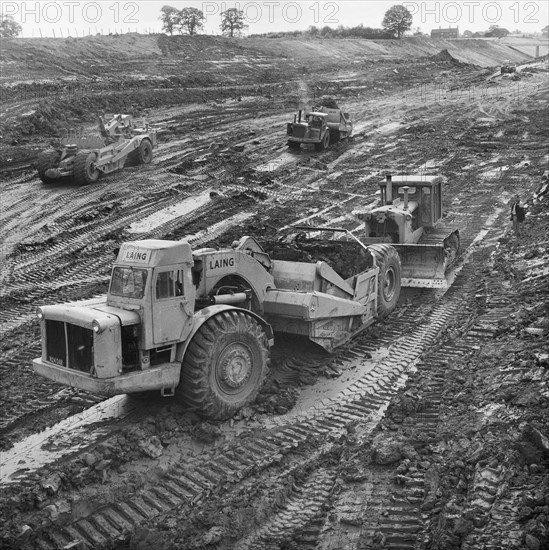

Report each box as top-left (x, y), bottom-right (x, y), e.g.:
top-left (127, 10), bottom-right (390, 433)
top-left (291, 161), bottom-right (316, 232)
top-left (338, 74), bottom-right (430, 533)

top-left (0, 34), bottom-right (542, 85)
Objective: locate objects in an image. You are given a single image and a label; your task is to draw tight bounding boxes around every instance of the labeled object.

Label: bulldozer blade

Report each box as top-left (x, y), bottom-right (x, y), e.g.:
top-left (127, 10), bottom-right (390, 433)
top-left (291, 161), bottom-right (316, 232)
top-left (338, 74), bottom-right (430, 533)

top-left (391, 244), bottom-right (452, 288)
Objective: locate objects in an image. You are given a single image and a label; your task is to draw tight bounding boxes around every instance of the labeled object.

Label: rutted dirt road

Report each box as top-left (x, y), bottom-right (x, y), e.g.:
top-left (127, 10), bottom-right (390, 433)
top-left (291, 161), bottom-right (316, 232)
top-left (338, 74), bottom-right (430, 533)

top-left (0, 34), bottom-right (547, 549)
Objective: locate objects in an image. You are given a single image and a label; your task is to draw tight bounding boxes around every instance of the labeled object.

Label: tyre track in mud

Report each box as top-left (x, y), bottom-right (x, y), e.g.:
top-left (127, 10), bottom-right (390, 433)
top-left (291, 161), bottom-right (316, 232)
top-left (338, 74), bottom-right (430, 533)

top-left (0, 163), bottom-right (374, 320)
top-left (227, 251), bottom-right (513, 550)
top-left (0, 141), bottom-right (373, 444)
top-left (3, 75), bottom-right (544, 540)
top-left (316, 276), bottom-right (506, 550)
top-left (21, 202), bottom-right (499, 548)
top-left (0, 118), bottom-right (516, 453)
top-left (38, 264), bottom-right (471, 548)
top-left (0, 279), bottom-right (424, 471)
top-left (3, 72), bottom-right (540, 302)
top-left (0, 98), bottom-right (279, 251)
top-left (0, 101), bottom-right (298, 296)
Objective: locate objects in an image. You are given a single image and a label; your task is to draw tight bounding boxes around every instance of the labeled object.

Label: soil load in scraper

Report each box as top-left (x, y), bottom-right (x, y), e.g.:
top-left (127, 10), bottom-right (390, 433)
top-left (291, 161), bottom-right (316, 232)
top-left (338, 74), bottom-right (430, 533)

top-left (33, 235), bottom-right (401, 421)
top-left (36, 114), bottom-right (157, 186)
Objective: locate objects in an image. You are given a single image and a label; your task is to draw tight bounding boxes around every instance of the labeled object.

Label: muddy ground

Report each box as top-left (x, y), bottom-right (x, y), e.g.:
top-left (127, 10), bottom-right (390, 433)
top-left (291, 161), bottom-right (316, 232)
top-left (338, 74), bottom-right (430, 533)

top-left (0, 34), bottom-right (548, 550)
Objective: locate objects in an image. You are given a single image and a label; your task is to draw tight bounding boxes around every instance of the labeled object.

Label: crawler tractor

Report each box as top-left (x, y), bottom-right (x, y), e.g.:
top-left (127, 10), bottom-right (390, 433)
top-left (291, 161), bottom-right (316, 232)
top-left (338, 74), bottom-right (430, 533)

top-left (287, 105), bottom-right (352, 151)
top-left (501, 60), bottom-right (517, 74)
top-left (355, 175), bottom-right (460, 288)
top-left (36, 114), bottom-right (157, 186)
top-left (33, 236), bottom-right (400, 420)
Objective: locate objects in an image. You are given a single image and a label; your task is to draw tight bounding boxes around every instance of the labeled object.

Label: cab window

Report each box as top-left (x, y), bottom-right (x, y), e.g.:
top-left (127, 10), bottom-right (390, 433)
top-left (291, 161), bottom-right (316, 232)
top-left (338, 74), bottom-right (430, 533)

top-left (110, 267), bottom-right (147, 299)
top-left (155, 270), bottom-right (184, 299)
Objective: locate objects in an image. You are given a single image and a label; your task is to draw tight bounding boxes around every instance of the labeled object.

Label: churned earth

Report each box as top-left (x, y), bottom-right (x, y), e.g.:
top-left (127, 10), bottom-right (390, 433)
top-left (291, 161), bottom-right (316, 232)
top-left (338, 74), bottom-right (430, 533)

top-left (0, 34), bottom-right (547, 549)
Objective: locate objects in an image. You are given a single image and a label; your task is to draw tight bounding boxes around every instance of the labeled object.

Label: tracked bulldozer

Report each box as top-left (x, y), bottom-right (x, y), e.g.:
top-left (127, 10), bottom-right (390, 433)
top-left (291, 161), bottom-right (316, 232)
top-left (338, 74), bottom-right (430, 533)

top-left (36, 114), bottom-right (157, 186)
top-left (33, 236), bottom-right (400, 420)
top-left (354, 175), bottom-right (460, 288)
top-left (501, 60), bottom-right (517, 74)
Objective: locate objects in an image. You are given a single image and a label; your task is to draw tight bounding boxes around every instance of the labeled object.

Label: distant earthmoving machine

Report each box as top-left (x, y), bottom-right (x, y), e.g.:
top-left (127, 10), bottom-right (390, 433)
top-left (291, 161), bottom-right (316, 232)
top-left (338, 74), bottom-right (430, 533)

top-left (36, 114), bottom-right (157, 186)
top-left (500, 60), bottom-right (517, 74)
top-left (354, 175), bottom-right (460, 288)
top-left (287, 104), bottom-right (353, 151)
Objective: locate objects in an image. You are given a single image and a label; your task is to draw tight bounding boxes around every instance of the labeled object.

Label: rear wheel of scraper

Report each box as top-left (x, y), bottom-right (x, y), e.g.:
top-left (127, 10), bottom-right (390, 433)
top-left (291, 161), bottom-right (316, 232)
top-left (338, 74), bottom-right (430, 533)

top-left (37, 150), bottom-right (60, 184)
top-left (177, 310), bottom-right (270, 421)
top-left (288, 140), bottom-right (301, 150)
top-left (369, 244), bottom-right (401, 318)
top-left (73, 150), bottom-right (100, 186)
top-left (137, 138), bottom-right (153, 164)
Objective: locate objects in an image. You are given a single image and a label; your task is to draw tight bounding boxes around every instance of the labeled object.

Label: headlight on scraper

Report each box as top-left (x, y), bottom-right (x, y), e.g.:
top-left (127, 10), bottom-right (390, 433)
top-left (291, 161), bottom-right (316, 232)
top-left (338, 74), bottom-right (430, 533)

top-left (92, 320), bottom-right (103, 334)
top-left (36, 308), bottom-right (44, 321)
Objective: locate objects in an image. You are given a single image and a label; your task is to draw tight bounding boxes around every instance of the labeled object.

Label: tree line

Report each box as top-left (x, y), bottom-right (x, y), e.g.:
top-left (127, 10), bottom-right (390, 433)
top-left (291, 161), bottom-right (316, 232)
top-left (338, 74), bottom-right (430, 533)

top-left (1, 5), bottom-right (415, 40)
top-left (160, 4), bottom-right (413, 39)
top-left (160, 5), bottom-right (246, 37)
top-left (2, 6), bottom-right (547, 40)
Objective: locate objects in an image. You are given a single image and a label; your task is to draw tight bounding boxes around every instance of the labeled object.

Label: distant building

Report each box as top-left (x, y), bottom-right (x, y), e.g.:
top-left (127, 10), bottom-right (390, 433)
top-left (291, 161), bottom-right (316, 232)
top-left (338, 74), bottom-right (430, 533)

top-left (431, 27), bottom-right (459, 39)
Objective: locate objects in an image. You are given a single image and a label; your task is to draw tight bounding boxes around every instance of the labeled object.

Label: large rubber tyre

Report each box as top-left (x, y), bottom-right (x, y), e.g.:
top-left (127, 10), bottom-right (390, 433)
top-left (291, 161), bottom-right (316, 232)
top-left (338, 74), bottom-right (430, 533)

top-left (288, 140), bottom-right (301, 150)
top-left (37, 150), bottom-right (60, 184)
top-left (330, 129), bottom-right (341, 144)
top-left (369, 244), bottom-right (401, 319)
top-left (315, 130), bottom-right (330, 152)
top-left (137, 138), bottom-right (153, 164)
top-left (178, 310), bottom-right (270, 420)
top-left (73, 151), bottom-right (99, 186)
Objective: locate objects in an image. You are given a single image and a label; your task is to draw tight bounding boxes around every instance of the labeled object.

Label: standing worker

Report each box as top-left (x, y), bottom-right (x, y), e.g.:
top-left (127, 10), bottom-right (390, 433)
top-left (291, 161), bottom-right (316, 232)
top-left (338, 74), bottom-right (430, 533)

top-left (510, 195), bottom-right (525, 236)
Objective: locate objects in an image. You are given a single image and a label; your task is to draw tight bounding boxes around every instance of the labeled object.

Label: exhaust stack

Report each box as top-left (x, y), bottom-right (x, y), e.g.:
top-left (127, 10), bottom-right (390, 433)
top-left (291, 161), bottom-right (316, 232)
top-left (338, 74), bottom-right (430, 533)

top-left (402, 186), bottom-right (410, 210)
top-left (298, 110), bottom-right (302, 123)
top-left (386, 174), bottom-right (393, 205)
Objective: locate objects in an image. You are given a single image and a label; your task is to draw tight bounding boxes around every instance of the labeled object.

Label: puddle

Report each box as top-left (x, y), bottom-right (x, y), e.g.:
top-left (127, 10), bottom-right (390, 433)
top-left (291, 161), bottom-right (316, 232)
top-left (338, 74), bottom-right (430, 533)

top-left (255, 153), bottom-right (295, 172)
top-left (375, 121), bottom-right (401, 134)
top-left (0, 395), bottom-right (135, 485)
top-left (127, 191), bottom-right (212, 234)
top-left (482, 166), bottom-right (509, 179)
top-left (187, 211), bottom-right (255, 245)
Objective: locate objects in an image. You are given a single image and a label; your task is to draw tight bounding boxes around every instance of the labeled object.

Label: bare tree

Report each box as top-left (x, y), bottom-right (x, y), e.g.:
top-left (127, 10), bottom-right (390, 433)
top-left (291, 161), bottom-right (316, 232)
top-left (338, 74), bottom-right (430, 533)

top-left (382, 5), bottom-right (412, 39)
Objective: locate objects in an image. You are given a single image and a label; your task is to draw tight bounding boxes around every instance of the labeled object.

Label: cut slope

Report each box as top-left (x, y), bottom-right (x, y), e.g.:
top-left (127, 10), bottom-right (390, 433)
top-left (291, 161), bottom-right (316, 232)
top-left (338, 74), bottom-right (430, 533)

top-left (1, 34), bottom-right (543, 84)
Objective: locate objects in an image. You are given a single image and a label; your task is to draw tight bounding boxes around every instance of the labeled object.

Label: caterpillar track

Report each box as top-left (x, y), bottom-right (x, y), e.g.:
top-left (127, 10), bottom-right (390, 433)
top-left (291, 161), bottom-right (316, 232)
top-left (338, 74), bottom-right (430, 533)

top-left (32, 256), bottom-right (476, 548)
top-left (1, 61), bottom-right (547, 550)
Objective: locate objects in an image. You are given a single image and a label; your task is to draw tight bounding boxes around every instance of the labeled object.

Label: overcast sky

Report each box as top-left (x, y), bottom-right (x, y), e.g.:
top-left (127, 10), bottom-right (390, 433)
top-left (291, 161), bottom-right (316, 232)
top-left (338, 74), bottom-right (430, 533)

top-left (2, 1), bottom-right (548, 38)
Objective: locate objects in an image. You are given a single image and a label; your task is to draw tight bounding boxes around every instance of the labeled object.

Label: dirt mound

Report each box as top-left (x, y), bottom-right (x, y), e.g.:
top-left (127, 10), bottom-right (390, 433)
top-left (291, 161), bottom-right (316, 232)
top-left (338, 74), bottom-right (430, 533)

top-left (430, 48), bottom-right (461, 64)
